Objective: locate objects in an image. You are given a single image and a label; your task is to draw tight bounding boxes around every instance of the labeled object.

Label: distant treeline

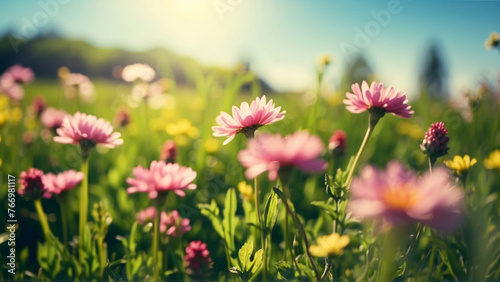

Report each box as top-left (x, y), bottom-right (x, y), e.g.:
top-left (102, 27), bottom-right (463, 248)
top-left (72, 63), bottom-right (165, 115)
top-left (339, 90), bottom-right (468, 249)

top-left (0, 33), bottom-right (272, 92)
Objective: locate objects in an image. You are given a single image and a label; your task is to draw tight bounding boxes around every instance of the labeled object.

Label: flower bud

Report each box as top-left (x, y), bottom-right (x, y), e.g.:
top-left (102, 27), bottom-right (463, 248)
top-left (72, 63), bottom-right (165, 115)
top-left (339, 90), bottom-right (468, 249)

top-left (328, 130), bottom-right (346, 157)
top-left (19, 168), bottom-right (46, 200)
top-left (421, 122), bottom-right (449, 159)
top-left (160, 140), bottom-right (177, 163)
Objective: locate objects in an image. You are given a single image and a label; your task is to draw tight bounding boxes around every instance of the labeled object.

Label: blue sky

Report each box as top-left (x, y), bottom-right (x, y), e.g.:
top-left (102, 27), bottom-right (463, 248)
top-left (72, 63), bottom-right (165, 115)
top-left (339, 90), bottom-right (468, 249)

top-left (0, 0), bottom-right (499, 95)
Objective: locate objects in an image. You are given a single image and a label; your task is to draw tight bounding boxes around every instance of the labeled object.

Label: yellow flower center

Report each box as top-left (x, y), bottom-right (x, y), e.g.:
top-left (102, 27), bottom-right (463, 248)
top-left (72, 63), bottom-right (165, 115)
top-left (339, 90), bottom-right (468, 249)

top-left (383, 185), bottom-right (418, 210)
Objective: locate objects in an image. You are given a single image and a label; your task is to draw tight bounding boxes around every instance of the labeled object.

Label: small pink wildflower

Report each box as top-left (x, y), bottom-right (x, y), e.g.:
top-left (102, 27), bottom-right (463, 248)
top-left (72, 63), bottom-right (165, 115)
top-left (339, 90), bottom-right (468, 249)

top-left (40, 107), bottom-right (69, 129)
top-left (126, 161), bottom-right (197, 199)
top-left (348, 161), bottom-right (464, 233)
top-left (344, 81), bottom-right (414, 118)
top-left (53, 112), bottom-right (123, 149)
top-left (42, 170), bottom-right (84, 198)
top-left (238, 131), bottom-right (327, 181)
top-left (185, 241), bottom-right (212, 275)
top-left (18, 168), bottom-right (46, 199)
top-left (212, 95), bottom-right (285, 145)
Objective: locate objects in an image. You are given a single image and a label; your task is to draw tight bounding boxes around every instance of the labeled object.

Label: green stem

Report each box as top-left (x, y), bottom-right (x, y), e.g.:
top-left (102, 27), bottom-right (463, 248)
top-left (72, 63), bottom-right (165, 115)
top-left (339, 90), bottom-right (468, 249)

top-left (98, 238), bottom-right (106, 278)
top-left (428, 156), bottom-right (436, 175)
top-left (405, 223), bottom-right (423, 256)
top-left (223, 240), bottom-right (232, 269)
top-left (79, 154), bottom-right (89, 264)
top-left (282, 196), bottom-right (320, 281)
top-left (378, 227), bottom-right (403, 282)
top-left (59, 198), bottom-right (68, 246)
top-left (333, 199), bottom-right (339, 234)
top-left (152, 205), bottom-right (161, 281)
top-left (321, 257), bottom-right (332, 281)
top-left (426, 244), bottom-right (437, 280)
top-left (254, 177), bottom-right (267, 281)
top-left (151, 206), bottom-right (161, 281)
top-left (345, 116), bottom-right (375, 188)
top-left (34, 199), bottom-right (51, 242)
top-left (285, 210), bottom-right (294, 261)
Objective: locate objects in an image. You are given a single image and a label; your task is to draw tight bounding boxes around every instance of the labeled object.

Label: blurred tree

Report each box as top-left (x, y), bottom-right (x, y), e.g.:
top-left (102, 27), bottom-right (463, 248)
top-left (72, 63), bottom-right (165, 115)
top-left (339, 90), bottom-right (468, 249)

top-left (0, 33), bottom-right (273, 92)
top-left (419, 43), bottom-right (449, 100)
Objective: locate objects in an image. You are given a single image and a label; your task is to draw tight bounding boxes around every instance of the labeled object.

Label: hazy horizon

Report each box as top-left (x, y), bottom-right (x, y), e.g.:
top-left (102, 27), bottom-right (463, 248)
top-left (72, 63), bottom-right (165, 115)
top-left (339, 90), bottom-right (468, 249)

top-left (1, 0), bottom-right (499, 96)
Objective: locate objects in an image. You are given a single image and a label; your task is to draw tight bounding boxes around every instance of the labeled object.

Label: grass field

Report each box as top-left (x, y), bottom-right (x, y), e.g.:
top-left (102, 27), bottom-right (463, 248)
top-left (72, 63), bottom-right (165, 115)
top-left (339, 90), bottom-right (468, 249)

top-left (1, 63), bottom-right (500, 281)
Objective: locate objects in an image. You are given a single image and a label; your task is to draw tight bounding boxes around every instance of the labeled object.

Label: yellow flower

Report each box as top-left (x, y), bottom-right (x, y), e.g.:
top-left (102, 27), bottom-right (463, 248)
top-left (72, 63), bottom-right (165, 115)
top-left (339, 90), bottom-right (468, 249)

top-left (0, 112), bottom-right (6, 127)
top-left (204, 137), bottom-right (220, 153)
top-left (166, 119), bottom-right (199, 139)
top-left (0, 95), bottom-right (9, 110)
top-left (444, 155), bottom-right (477, 174)
top-left (317, 54), bottom-right (332, 69)
top-left (484, 149), bottom-right (500, 170)
top-left (237, 181), bottom-right (254, 202)
top-left (485, 32), bottom-right (500, 50)
top-left (309, 233), bottom-right (350, 258)
top-left (58, 66), bottom-right (70, 79)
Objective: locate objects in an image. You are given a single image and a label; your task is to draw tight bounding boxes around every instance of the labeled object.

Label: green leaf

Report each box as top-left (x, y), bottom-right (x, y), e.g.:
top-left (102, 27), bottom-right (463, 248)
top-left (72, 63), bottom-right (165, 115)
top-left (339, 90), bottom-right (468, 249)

top-left (198, 199), bottom-right (224, 238)
top-left (311, 200), bottom-right (339, 220)
top-left (393, 260), bottom-right (406, 279)
top-left (438, 246), bottom-right (466, 279)
top-left (164, 269), bottom-right (178, 278)
top-left (20, 247), bottom-right (29, 265)
top-left (131, 255), bottom-right (143, 276)
top-left (107, 259), bottom-right (126, 269)
top-left (238, 240), bottom-right (254, 271)
top-left (250, 249), bottom-right (263, 275)
top-left (37, 241), bottom-right (61, 279)
top-left (129, 221), bottom-right (138, 254)
top-left (236, 240), bottom-right (264, 276)
top-left (273, 186), bottom-right (284, 198)
top-left (223, 188), bottom-right (238, 251)
top-left (263, 192), bottom-right (279, 233)
top-left (275, 261), bottom-right (295, 280)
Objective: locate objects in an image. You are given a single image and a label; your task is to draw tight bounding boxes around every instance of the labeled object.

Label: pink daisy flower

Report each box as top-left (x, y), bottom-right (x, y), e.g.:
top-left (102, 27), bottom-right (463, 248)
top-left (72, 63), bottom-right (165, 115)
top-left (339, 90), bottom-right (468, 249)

top-left (185, 241), bottom-right (212, 275)
top-left (42, 170), bottom-right (84, 198)
top-left (136, 206), bottom-right (158, 225)
top-left (238, 131), bottom-right (327, 181)
top-left (2, 64), bottom-right (34, 83)
top-left (126, 161), bottom-right (197, 199)
top-left (63, 73), bottom-right (94, 100)
top-left (0, 65), bottom-right (34, 100)
top-left (161, 210), bottom-right (191, 237)
top-left (0, 78), bottom-right (24, 100)
top-left (212, 95), bottom-right (285, 145)
top-left (18, 168), bottom-right (46, 199)
top-left (347, 161), bottom-right (464, 233)
top-left (53, 112), bottom-right (123, 149)
top-left (40, 107), bottom-right (70, 129)
top-left (343, 81), bottom-right (414, 118)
